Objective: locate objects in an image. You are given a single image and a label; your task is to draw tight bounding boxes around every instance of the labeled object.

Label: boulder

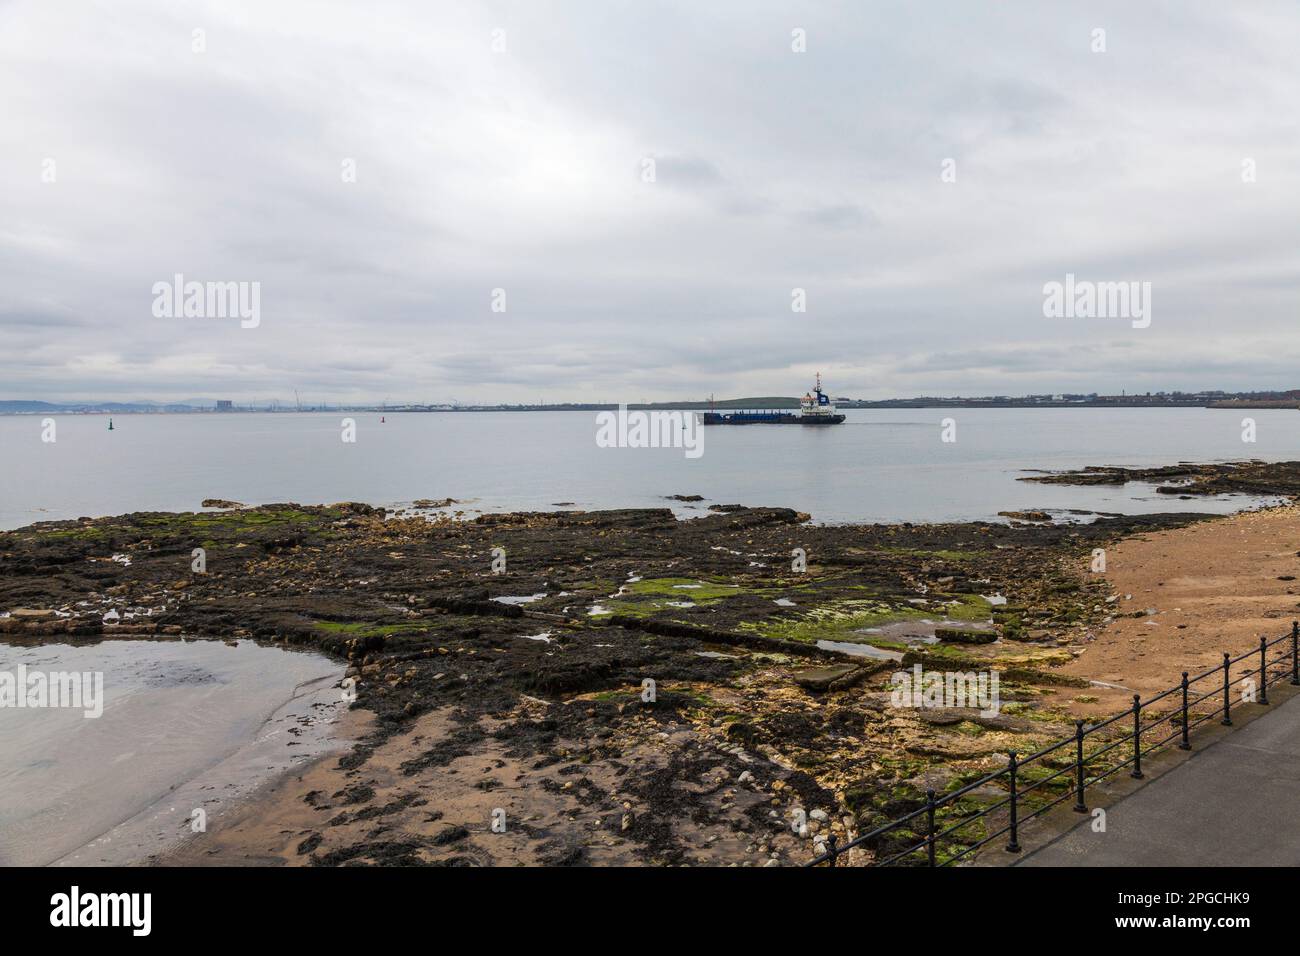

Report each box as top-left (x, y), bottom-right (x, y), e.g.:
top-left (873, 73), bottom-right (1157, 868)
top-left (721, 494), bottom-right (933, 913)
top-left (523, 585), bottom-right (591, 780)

top-left (9, 608), bottom-right (56, 620)
top-left (934, 626), bottom-right (997, 644)
top-left (998, 510), bottom-right (1052, 523)
top-left (793, 664), bottom-right (860, 692)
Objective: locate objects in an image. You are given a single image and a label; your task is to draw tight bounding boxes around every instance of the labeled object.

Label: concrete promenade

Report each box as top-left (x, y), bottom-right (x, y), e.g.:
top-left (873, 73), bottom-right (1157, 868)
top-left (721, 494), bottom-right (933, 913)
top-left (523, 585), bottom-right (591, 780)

top-left (1020, 687), bottom-right (1300, 866)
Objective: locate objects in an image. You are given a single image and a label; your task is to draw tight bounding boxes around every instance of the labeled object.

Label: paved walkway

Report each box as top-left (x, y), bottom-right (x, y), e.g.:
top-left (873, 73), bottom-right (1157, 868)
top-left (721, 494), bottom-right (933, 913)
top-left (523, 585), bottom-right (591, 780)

top-left (1020, 689), bottom-right (1300, 866)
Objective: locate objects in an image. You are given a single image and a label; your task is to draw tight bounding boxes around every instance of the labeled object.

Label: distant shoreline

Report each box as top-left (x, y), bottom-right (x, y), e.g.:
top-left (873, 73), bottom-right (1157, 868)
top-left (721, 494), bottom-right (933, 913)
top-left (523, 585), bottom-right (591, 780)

top-left (2, 400), bottom-right (1296, 415)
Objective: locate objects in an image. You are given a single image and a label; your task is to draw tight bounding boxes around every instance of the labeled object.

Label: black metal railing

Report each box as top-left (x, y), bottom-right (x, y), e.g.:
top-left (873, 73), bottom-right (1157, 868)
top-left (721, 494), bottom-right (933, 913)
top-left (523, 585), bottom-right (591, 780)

top-left (808, 621), bottom-right (1300, 867)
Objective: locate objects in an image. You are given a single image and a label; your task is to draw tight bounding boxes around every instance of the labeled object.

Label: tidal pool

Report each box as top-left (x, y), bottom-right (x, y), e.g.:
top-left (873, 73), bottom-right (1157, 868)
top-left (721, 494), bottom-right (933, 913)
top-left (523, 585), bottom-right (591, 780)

top-left (0, 638), bottom-right (346, 866)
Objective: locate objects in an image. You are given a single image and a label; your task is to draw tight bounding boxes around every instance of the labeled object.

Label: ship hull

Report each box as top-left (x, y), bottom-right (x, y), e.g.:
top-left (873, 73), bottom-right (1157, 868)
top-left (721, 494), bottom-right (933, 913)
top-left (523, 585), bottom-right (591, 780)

top-left (702, 412), bottom-right (845, 425)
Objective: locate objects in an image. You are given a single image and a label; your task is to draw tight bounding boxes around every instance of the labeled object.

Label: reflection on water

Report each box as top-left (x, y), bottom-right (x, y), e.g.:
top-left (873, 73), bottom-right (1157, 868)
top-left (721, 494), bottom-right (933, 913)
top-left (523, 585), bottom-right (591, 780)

top-left (0, 407), bottom-right (1293, 528)
top-left (0, 638), bottom-right (344, 866)
top-left (816, 640), bottom-right (905, 661)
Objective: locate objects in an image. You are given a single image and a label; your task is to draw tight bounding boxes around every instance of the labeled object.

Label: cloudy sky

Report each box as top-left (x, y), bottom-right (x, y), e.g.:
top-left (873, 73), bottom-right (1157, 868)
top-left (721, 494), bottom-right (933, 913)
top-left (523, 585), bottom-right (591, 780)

top-left (2, 1), bottom-right (1298, 403)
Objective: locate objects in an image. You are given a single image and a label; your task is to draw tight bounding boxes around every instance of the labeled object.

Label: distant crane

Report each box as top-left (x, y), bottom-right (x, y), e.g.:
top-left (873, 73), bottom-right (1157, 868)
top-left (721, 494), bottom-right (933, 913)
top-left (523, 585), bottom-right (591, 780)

top-left (294, 389), bottom-right (302, 412)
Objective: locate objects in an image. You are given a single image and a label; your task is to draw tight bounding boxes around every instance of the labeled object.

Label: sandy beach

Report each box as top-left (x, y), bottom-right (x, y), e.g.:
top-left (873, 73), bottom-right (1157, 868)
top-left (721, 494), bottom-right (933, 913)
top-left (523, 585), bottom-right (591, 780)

top-left (1061, 504), bottom-right (1300, 710)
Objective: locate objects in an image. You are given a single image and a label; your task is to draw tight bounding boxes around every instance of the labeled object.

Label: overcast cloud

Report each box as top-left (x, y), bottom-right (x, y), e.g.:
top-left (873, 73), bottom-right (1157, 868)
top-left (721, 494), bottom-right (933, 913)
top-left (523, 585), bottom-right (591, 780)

top-left (2, 0), bottom-right (1298, 403)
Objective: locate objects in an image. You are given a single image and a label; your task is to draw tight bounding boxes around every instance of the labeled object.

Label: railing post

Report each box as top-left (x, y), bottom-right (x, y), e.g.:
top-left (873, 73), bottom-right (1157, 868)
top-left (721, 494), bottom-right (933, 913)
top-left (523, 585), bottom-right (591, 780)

top-left (1073, 720), bottom-right (1087, 812)
top-left (1130, 694), bottom-right (1144, 779)
top-left (1179, 672), bottom-right (1191, 750)
top-left (1292, 621), bottom-right (1299, 687)
top-left (925, 789), bottom-right (937, 867)
top-left (826, 833), bottom-right (838, 867)
top-left (1222, 651), bottom-right (1233, 726)
top-left (1259, 636), bottom-right (1270, 705)
top-left (1006, 752), bottom-right (1021, 853)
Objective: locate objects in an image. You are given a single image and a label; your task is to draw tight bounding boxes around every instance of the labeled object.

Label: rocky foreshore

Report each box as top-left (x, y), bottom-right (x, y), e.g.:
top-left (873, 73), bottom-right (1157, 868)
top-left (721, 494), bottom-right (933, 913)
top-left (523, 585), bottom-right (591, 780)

top-left (0, 493), bottom-right (1255, 865)
top-left (1020, 459), bottom-right (1300, 498)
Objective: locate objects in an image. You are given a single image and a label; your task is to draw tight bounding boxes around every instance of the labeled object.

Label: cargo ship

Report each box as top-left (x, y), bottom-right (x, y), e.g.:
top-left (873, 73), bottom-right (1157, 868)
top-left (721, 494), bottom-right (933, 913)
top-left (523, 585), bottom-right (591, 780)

top-left (702, 374), bottom-right (846, 425)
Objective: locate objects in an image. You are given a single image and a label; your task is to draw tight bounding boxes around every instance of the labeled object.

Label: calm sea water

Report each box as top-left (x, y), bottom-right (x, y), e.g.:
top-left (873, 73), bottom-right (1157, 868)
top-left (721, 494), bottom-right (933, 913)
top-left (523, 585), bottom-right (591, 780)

top-left (0, 407), bottom-right (1294, 529)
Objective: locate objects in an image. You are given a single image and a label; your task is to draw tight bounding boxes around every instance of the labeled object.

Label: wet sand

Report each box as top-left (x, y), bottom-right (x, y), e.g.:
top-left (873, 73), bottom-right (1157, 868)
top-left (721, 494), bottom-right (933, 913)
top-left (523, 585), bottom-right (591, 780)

top-left (157, 697), bottom-right (815, 867)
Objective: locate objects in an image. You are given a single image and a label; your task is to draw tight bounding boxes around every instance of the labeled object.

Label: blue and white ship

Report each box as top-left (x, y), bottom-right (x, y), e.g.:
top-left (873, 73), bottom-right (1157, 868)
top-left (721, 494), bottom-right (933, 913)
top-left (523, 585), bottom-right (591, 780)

top-left (702, 374), bottom-right (846, 426)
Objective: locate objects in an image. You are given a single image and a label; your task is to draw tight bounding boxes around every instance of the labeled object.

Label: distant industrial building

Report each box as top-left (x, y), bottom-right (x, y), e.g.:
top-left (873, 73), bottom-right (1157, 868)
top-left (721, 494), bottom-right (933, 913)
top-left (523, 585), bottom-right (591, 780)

top-left (215, 400), bottom-right (233, 411)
